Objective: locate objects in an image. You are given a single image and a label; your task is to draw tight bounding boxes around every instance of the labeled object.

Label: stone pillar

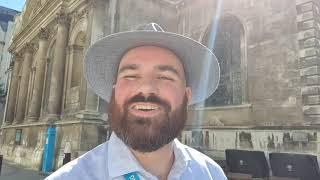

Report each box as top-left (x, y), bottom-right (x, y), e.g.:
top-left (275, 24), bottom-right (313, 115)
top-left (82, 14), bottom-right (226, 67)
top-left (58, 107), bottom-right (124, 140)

top-left (27, 28), bottom-right (50, 122)
top-left (4, 53), bottom-right (22, 125)
top-left (46, 11), bottom-right (69, 120)
top-left (65, 45), bottom-right (83, 112)
top-left (76, 0), bottom-right (104, 118)
top-left (297, 0), bottom-right (320, 124)
top-left (14, 44), bottom-right (34, 124)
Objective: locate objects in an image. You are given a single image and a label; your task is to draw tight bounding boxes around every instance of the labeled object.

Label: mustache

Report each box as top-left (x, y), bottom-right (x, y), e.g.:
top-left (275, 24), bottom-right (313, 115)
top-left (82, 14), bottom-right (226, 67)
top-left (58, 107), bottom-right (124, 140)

top-left (126, 93), bottom-right (171, 110)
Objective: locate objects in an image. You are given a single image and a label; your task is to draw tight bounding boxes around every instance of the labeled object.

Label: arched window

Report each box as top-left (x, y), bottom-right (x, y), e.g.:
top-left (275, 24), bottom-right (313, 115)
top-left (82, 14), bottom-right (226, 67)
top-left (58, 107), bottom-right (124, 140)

top-left (202, 15), bottom-right (247, 106)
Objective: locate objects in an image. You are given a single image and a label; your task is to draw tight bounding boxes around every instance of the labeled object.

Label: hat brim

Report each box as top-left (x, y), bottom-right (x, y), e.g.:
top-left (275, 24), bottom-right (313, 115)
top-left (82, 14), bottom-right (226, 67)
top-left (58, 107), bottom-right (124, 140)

top-left (84, 31), bottom-right (220, 104)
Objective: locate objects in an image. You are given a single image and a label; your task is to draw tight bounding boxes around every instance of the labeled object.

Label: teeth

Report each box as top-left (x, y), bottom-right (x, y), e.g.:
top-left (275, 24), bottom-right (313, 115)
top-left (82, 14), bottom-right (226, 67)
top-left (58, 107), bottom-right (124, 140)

top-left (133, 105), bottom-right (159, 110)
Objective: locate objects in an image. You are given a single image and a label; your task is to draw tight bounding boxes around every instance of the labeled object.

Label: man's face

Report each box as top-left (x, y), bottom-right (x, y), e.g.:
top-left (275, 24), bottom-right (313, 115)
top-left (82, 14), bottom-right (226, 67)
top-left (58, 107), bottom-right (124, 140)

top-left (109, 46), bottom-right (192, 152)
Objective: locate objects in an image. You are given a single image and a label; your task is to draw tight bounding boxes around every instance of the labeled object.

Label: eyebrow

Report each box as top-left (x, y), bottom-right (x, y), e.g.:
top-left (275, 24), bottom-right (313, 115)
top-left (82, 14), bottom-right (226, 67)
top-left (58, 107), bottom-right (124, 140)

top-left (118, 64), bottom-right (139, 74)
top-left (156, 65), bottom-right (181, 78)
top-left (118, 63), bottom-right (182, 78)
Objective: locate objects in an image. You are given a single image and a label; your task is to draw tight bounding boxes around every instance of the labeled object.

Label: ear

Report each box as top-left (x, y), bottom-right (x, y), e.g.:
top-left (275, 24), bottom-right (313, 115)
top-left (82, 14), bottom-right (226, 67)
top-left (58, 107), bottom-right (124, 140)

top-left (185, 87), bottom-right (192, 105)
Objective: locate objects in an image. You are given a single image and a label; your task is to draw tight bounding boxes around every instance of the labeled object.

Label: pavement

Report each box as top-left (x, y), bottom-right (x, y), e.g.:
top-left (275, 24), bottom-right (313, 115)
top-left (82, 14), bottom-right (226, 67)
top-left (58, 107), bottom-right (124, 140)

top-left (0, 160), bottom-right (48, 180)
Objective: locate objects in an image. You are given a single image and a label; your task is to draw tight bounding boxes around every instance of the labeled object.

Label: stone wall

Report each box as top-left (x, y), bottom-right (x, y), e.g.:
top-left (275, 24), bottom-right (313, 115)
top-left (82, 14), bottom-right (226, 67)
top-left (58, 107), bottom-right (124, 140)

top-left (53, 122), bottom-right (109, 169)
top-left (181, 127), bottom-right (320, 160)
top-left (0, 122), bottom-right (110, 170)
top-left (112, 0), bottom-right (304, 126)
top-left (0, 125), bottom-right (46, 169)
top-left (178, 0), bottom-right (303, 126)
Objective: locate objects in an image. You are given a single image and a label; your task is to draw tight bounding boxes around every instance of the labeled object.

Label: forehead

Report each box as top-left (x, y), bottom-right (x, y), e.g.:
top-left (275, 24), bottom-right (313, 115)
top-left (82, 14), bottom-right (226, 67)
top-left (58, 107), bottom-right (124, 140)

top-left (118, 46), bottom-right (185, 73)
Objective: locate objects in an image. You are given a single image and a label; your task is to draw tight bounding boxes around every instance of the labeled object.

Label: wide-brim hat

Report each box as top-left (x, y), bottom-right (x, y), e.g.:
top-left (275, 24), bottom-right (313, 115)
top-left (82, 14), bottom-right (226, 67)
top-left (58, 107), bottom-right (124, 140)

top-left (84, 23), bottom-right (220, 104)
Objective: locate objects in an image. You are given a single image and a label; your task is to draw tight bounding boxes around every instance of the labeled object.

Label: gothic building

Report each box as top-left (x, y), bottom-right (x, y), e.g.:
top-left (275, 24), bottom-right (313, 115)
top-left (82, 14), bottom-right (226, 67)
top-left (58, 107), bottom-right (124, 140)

top-left (1, 0), bottom-right (320, 170)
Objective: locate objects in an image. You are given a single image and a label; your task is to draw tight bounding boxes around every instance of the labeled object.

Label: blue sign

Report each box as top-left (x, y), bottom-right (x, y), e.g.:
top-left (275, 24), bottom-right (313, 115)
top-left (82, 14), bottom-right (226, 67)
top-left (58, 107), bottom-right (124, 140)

top-left (42, 126), bottom-right (56, 173)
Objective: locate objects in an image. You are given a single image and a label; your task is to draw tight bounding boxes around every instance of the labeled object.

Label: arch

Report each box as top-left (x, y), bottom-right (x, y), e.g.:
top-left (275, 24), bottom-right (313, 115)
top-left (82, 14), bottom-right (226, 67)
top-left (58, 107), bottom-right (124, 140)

top-left (69, 17), bottom-right (87, 45)
top-left (202, 14), bottom-right (248, 106)
top-left (64, 17), bottom-right (87, 112)
top-left (68, 17), bottom-right (87, 89)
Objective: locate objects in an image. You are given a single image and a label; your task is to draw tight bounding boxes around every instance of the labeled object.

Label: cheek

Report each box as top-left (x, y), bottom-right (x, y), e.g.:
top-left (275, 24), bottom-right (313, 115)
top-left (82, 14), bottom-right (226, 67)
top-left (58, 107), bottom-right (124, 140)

top-left (159, 84), bottom-right (186, 105)
top-left (114, 81), bottom-right (133, 105)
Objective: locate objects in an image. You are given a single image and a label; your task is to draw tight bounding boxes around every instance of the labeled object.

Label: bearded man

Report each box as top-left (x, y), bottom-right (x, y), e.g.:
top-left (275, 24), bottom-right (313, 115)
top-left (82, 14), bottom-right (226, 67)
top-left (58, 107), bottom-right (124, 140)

top-left (46, 23), bottom-right (226, 180)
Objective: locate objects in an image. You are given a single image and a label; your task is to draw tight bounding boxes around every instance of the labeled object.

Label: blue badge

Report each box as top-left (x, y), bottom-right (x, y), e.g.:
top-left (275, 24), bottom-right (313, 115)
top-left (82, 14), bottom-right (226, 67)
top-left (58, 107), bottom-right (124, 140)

top-left (124, 172), bottom-right (140, 180)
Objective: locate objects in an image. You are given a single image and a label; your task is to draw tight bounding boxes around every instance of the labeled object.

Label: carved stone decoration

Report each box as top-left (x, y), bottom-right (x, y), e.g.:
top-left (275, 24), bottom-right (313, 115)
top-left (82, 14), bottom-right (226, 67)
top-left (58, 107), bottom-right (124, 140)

top-left (47, 25), bottom-right (58, 40)
top-left (8, 52), bottom-right (22, 70)
top-left (24, 43), bottom-right (35, 53)
top-left (56, 8), bottom-right (70, 26)
top-left (70, 6), bottom-right (89, 31)
top-left (39, 28), bottom-right (50, 40)
top-left (12, 52), bottom-right (23, 62)
top-left (86, 0), bottom-right (97, 9)
top-left (77, 7), bottom-right (89, 20)
top-left (33, 42), bottom-right (39, 52)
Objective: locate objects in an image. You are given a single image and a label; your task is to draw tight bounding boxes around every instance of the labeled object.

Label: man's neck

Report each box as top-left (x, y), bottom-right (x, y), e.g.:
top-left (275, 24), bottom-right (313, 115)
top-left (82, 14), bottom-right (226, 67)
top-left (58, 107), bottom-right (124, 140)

top-left (130, 143), bottom-right (175, 180)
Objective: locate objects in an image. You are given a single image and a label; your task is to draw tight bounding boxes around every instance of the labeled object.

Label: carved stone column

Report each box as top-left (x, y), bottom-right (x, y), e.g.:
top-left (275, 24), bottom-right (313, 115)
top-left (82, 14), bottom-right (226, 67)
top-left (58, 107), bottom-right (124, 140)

top-left (4, 53), bottom-right (22, 125)
top-left (46, 11), bottom-right (69, 120)
top-left (27, 28), bottom-right (50, 121)
top-left (14, 44), bottom-right (34, 124)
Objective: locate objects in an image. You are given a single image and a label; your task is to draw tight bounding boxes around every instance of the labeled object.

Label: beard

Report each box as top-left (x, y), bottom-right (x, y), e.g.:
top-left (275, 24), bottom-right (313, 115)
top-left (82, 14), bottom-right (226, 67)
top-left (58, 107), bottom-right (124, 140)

top-left (108, 91), bottom-right (188, 152)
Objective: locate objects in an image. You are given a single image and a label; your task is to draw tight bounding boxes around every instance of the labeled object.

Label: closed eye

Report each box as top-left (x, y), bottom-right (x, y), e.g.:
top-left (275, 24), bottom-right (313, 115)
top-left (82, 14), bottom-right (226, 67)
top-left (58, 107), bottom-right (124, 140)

top-left (159, 76), bottom-right (174, 81)
top-left (124, 75), bottom-right (139, 80)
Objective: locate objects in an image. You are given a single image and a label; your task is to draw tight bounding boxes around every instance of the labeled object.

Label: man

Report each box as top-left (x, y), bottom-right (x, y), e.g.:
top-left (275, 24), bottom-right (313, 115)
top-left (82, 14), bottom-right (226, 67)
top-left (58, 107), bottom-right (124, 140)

top-left (46, 23), bottom-right (226, 180)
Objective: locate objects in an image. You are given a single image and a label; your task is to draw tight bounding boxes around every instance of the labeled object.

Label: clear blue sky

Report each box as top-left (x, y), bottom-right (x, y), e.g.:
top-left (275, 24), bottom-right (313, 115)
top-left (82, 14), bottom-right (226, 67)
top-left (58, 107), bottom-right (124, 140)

top-left (0, 0), bottom-right (26, 11)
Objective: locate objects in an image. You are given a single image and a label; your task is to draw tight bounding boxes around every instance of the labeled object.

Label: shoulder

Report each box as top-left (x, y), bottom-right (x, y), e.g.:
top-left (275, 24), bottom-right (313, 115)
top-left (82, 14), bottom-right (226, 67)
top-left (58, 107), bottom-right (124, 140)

top-left (181, 144), bottom-right (227, 179)
top-left (45, 142), bottom-right (109, 180)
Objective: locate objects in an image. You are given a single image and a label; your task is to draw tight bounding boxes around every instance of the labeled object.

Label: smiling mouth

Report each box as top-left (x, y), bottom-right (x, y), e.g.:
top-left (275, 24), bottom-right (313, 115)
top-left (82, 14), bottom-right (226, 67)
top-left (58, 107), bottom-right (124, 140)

top-left (128, 103), bottom-right (163, 117)
top-left (130, 104), bottom-right (160, 111)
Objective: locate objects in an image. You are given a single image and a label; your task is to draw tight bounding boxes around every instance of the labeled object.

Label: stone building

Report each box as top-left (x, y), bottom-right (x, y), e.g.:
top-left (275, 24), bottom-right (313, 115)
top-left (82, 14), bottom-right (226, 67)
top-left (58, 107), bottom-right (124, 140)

top-left (0, 6), bottom-right (19, 127)
top-left (1, 0), bottom-right (320, 170)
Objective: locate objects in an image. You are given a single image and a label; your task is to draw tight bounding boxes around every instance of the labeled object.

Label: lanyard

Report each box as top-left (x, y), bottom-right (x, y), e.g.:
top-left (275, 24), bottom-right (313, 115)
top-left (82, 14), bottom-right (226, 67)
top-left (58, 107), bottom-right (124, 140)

top-left (124, 172), bottom-right (140, 180)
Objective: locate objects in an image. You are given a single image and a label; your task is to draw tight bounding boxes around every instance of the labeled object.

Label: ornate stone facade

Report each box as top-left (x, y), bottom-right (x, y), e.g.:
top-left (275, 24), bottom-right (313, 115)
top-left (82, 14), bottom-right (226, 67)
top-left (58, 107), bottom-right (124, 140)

top-left (1, 0), bottom-right (320, 170)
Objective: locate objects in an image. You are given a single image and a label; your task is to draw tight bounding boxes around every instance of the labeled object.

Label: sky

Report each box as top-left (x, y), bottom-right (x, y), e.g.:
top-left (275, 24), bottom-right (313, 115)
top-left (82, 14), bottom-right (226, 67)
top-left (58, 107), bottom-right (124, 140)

top-left (0, 0), bottom-right (26, 11)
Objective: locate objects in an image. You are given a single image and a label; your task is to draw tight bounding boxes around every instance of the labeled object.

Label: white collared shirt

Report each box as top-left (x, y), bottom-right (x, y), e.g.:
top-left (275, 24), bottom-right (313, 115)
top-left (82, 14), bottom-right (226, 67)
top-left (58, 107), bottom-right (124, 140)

top-left (46, 132), bottom-right (227, 180)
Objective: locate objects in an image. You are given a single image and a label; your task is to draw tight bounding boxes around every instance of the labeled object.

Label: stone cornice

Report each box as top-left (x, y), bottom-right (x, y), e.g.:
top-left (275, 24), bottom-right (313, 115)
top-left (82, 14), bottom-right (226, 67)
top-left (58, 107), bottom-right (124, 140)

top-left (68, 44), bottom-right (84, 52)
top-left (183, 125), bottom-right (320, 130)
top-left (0, 119), bottom-right (105, 129)
top-left (8, 0), bottom-right (62, 53)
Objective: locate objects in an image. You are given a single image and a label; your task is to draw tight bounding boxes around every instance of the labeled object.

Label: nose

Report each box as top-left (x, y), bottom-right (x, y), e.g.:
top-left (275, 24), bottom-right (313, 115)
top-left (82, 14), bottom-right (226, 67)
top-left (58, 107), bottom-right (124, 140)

top-left (136, 76), bottom-right (159, 96)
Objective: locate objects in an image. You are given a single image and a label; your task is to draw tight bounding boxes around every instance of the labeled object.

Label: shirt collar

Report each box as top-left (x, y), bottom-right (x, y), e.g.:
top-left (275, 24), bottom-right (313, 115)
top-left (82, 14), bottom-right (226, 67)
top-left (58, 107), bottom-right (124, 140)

top-left (169, 138), bottom-right (192, 177)
top-left (108, 132), bottom-right (143, 178)
top-left (107, 132), bottom-right (192, 178)
top-left (172, 138), bottom-right (191, 163)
